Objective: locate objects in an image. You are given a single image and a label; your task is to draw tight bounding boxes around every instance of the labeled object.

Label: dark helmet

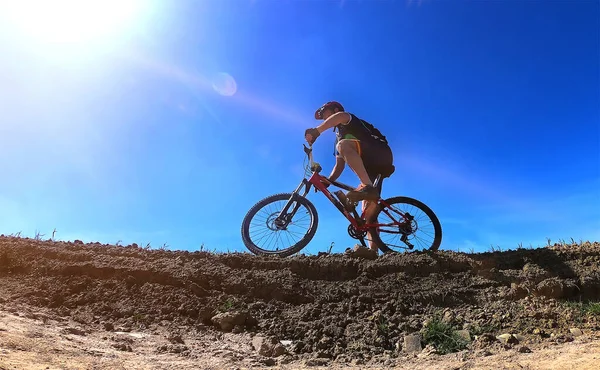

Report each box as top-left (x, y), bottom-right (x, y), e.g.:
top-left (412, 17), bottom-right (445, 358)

top-left (314, 101), bottom-right (344, 119)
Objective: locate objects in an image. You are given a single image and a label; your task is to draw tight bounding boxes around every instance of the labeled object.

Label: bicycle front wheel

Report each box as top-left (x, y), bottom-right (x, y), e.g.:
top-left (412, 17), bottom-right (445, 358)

top-left (369, 196), bottom-right (442, 253)
top-left (241, 193), bottom-right (319, 257)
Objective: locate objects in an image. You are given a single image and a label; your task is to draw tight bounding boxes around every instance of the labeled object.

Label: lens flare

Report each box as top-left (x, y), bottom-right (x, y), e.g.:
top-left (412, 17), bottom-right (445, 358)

top-left (212, 72), bottom-right (238, 97)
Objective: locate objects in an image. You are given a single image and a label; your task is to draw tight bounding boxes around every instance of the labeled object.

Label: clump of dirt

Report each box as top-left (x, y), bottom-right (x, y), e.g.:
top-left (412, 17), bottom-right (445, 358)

top-left (0, 236), bottom-right (599, 367)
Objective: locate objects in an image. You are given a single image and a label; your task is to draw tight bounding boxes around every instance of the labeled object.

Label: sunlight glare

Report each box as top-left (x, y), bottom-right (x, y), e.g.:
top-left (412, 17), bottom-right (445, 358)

top-left (0, 0), bottom-right (141, 44)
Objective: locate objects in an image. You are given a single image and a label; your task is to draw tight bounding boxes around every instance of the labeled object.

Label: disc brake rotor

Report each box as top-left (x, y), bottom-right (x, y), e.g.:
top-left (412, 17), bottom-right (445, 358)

top-left (266, 212), bottom-right (288, 231)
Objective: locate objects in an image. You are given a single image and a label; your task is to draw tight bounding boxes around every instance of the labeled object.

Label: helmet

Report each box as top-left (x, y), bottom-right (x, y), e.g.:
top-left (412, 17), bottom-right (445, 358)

top-left (314, 101), bottom-right (344, 119)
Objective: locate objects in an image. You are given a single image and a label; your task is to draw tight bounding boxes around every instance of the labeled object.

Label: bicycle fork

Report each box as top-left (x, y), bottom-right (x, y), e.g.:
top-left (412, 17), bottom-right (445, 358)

top-left (273, 179), bottom-right (313, 229)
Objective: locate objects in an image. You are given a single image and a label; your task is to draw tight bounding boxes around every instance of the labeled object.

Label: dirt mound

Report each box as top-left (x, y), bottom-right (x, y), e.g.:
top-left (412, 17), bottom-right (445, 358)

top-left (1, 236), bottom-right (599, 367)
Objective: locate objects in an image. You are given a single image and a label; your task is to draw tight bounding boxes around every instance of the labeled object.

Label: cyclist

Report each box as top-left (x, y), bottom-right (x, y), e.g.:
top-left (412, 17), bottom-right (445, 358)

top-left (304, 101), bottom-right (394, 255)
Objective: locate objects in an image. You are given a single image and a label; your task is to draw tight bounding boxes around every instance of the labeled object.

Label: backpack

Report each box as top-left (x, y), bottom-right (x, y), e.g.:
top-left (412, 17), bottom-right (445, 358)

top-left (332, 115), bottom-right (389, 155)
top-left (357, 118), bottom-right (388, 145)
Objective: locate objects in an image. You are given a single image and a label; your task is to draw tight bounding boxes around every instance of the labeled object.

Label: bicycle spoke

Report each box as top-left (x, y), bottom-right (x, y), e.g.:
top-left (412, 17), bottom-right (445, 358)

top-left (245, 197), bottom-right (314, 253)
top-left (370, 197), bottom-right (442, 252)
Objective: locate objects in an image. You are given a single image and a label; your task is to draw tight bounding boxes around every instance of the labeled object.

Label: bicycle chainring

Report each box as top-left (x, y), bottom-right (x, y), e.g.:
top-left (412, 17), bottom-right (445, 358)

top-left (347, 224), bottom-right (367, 239)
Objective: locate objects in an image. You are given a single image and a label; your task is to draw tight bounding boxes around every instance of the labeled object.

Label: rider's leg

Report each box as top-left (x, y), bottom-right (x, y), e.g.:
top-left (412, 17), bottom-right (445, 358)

top-left (364, 176), bottom-right (383, 250)
top-left (336, 140), bottom-right (379, 200)
top-left (336, 139), bottom-right (372, 186)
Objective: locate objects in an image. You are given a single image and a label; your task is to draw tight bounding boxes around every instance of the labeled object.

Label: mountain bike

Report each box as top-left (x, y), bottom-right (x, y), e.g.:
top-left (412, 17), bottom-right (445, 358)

top-left (240, 144), bottom-right (442, 257)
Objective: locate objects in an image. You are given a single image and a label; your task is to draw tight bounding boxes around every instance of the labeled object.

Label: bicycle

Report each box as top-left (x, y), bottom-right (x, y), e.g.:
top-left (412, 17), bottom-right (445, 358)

top-left (240, 144), bottom-right (443, 257)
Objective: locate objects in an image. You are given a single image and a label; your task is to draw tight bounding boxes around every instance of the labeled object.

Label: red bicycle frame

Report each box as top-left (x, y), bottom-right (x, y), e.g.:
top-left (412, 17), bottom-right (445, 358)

top-left (294, 144), bottom-right (405, 233)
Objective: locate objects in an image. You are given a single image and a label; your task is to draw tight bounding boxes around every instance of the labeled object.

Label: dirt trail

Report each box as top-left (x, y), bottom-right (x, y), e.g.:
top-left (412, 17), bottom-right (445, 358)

top-left (0, 236), bottom-right (599, 369)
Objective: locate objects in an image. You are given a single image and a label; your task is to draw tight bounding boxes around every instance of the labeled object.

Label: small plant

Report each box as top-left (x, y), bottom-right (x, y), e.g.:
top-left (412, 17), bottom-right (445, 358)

top-left (328, 242), bottom-right (334, 254)
top-left (159, 243), bottom-right (168, 251)
top-left (422, 314), bottom-right (469, 354)
top-left (588, 303), bottom-right (600, 315)
top-left (563, 300), bottom-right (600, 324)
top-left (375, 315), bottom-right (389, 335)
top-left (34, 230), bottom-right (45, 241)
top-left (51, 228), bottom-right (57, 241)
top-left (116, 240), bottom-right (122, 246)
top-left (489, 244), bottom-right (502, 253)
top-left (219, 298), bottom-right (236, 312)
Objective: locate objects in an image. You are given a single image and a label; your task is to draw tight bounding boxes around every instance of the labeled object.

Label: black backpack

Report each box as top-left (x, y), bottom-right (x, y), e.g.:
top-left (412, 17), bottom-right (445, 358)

top-left (332, 116), bottom-right (389, 155)
top-left (357, 118), bottom-right (388, 145)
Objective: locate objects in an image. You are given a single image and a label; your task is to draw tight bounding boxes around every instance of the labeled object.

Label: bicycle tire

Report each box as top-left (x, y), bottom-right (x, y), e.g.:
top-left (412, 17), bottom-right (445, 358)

top-left (241, 193), bottom-right (319, 257)
top-left (369, 196), bottom-right (442, 253)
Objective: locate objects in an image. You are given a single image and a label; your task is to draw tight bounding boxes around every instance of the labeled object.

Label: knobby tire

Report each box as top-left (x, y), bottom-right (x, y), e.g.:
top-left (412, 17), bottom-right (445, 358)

top-left (241, 193), bottom-right (319, 257)
top-left (369, 196), bottom-right (443, 253)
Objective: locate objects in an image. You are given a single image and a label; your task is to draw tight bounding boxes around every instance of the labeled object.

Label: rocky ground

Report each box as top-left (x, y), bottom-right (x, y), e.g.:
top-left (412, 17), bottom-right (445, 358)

top-left (0, 236), bottom-right (599, 369)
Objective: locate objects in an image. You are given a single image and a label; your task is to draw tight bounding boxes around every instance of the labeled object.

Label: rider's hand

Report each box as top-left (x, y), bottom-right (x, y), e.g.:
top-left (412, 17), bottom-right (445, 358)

top-left (305, 128), bottom-right (320, 145)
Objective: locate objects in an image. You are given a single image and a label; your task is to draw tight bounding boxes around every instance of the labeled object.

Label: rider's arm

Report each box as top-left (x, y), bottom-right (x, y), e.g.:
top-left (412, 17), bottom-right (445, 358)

top-left (316, 112), bottom-right (351, 134)
top-left (327, 156), bottom-right (346, 182)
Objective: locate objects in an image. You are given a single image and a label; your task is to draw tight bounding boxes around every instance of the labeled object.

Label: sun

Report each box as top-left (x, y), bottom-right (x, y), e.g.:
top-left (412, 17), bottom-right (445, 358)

top-left (0, 0), bottom-right (142, 44)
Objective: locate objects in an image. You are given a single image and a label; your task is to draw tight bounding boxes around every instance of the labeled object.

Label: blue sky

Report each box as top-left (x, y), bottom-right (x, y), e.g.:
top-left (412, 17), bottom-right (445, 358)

top-left (0, 0), bottom-right (598, 254)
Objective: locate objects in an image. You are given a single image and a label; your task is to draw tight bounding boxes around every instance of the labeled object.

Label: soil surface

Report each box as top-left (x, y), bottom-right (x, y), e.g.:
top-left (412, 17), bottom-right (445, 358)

top-left (1, 236), bottom-right (599, 369)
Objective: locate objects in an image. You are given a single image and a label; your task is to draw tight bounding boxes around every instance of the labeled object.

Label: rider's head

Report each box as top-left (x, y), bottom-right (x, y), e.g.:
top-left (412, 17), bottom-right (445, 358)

top-left (314, 101), bottom-right (344, 121)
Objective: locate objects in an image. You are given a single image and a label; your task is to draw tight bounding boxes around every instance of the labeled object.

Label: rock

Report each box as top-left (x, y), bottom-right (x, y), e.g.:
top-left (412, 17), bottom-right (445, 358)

top-left (189, 283), bottom-right (209, 297)
top-left (290, 341), bottom-right (306, 354)
top-left (168, 334), bottom-right (184, 344)
top-left (472, 333), bottom-right (497, 350)
top-left (62, 327), bottom-right (86, 336)
top-left (351, 358), bottom-right (365, 365)
top-left (252, 336), bottom-right (288, 358)
top-left (496, 334), bottom-right (519, 344)
top-left (476, 349), bottom-right (493, 357)
top-left (569, 328), bottom-right (583, 337)
top-left (278, 355), bottom-right (294, 365)
top-left (403, 334), bottom-right (422, 353)
top-left (305, 358), bottom-right (329, 366)
top-left (513, 334), bottom-right (526, 342)
top-left (418, 344), bottom-right (437, 358)
top-left (347, 245), bottom-right (378, 260)
top-left (211, 311), bottom-right (256, 332)
top-left (551, 334), bottom-right (574, 344)
top-left (517, 346), bottom-right (532, 353)
top-left (535, 278), bottom-right (565, 299)
top-left (113, 343), bottom-right (132, 352)
top-left (508, 283), bottom-right (529, 300)
top-left (455, 329), bottom-right (471, 342)
top-left (260, 358), bottom-right (276, 366)
top-left (443, 309), bottom-right (455, 324)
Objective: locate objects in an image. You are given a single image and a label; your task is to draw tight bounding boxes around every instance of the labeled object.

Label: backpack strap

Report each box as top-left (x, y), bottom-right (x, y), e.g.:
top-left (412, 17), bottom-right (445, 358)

top-left (359, 119), bottom-right (388, 144)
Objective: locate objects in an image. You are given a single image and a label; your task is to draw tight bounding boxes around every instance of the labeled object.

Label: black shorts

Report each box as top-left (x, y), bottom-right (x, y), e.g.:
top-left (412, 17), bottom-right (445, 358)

top-left (340, 138), bottom-right (394, 192)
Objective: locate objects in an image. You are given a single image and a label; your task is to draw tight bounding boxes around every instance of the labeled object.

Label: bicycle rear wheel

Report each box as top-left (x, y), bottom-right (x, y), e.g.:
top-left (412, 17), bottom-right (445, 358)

top-left (241, 193), bottom-right (319, 257)
top-left (369, 196), bottom-right (442, 253)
